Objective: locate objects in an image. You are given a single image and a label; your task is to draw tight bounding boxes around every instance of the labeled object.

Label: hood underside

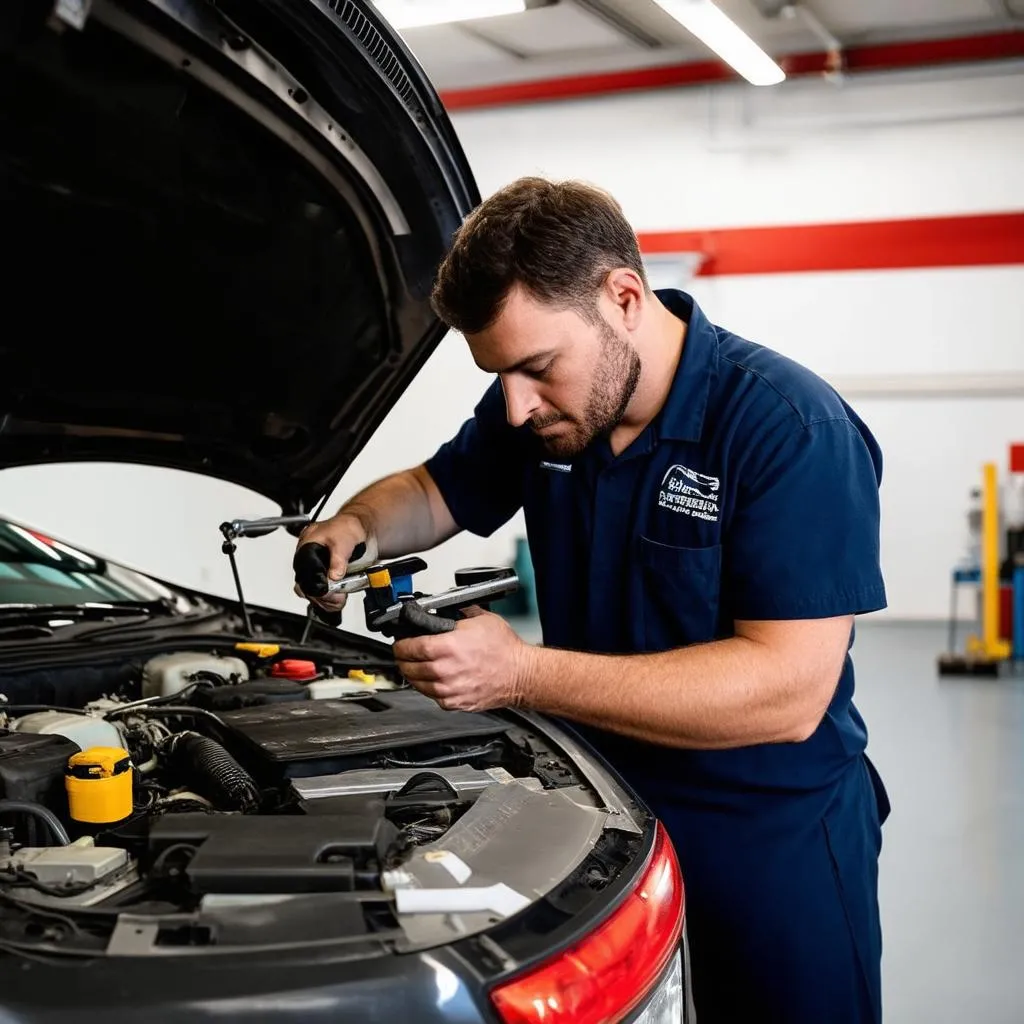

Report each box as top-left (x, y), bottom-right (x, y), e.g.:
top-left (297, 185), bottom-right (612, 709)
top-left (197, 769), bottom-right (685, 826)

top-left (0, 0), bottom-right (478, 512)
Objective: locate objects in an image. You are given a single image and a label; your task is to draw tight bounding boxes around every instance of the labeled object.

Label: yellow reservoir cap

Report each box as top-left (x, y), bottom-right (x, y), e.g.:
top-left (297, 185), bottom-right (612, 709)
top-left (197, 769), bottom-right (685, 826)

top-left (347, 669), bottom-right (376, 685)
top-left (65, 746), bottom-right (133, 825)
top-left (235, 642), bottom-right (281, 658)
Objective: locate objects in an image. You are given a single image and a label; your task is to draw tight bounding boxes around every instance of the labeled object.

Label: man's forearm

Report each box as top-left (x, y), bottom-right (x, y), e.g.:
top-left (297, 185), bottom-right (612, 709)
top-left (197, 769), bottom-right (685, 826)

top-left (337, 464), bottom-right (459, 558)
top-left (518, 628), bottom-right (845, 750)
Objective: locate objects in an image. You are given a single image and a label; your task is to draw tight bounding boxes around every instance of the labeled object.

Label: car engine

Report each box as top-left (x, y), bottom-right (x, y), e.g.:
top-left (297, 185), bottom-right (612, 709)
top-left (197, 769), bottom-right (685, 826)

top-left (0, 645), bottom-right (605, 934)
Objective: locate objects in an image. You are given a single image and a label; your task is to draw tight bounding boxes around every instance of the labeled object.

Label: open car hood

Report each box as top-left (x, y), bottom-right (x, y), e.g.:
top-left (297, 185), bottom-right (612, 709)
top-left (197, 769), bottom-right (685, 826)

top-left (0, 0), bottom-right (478, 513)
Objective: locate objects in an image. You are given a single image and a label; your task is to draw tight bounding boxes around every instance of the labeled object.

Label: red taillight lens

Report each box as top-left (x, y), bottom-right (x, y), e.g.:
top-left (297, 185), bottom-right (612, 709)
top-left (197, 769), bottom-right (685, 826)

top-left (489, 821), bottom-right (684, 1024)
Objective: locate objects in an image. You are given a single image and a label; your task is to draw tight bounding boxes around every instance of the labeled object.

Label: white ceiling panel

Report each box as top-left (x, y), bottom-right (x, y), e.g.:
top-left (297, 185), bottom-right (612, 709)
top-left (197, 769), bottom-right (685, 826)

top-left (810, 0), bottom-right (1001, 34)
top-left (467, 4), bottom-right (640, 55)
top-left (392, 0), bottom-right (1018, 92)
top-left (399, 23), bottom-right (523, 67)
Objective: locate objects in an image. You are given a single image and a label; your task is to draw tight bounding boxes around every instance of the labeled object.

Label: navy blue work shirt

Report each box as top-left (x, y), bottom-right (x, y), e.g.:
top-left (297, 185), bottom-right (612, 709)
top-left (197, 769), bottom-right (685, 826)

top-left (425, 289), bottom-right (887, 804)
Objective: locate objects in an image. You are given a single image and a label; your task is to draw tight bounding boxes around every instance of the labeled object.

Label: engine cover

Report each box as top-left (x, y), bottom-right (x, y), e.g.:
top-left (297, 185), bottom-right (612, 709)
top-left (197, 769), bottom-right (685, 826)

top-left (190, 678), bottom-right (308, 712)
top-left (216, 690), bottom-right (505, 774)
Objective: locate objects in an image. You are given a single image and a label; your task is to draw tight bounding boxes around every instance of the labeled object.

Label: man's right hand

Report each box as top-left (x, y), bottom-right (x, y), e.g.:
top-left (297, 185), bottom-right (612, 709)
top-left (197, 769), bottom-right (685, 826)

top-left (292, 514), bottom-right (378, 612)
top-left (289, 465), bottom-right (461, 616)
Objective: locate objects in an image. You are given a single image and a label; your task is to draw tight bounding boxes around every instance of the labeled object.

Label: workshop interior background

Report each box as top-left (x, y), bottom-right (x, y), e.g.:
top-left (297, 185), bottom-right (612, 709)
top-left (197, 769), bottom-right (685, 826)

top-left (1, 2), bottom-right (1022, 1019)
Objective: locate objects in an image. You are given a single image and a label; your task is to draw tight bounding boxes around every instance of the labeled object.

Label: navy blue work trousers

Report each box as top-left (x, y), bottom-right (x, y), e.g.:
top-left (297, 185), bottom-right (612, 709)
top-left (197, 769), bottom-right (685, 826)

top-left (640, 756), bottom-right (888, 1024)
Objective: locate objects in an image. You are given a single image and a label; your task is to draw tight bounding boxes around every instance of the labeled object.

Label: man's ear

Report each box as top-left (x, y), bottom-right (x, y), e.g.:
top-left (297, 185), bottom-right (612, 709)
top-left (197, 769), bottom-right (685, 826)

top-left (602, 267), bottom-right (646, 331)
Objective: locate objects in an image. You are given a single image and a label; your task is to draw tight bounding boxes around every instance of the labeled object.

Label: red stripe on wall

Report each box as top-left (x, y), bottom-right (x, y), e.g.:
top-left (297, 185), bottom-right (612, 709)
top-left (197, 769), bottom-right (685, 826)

top-left (440, 60), bottom-right (732, 110)
top-left (636, 212), bottom-right (1024, 276)
top-left (440, 31), bottom-right (1024, 111)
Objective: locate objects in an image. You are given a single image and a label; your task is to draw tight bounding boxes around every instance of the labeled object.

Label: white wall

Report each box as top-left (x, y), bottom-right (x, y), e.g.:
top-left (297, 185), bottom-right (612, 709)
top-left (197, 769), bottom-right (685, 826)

top-left (685, 268), bottom-right (1024, 618)
top-left (2, 62), bottom-right (1022, 624)
top-left (444, 62), bottom-right (1024, 621)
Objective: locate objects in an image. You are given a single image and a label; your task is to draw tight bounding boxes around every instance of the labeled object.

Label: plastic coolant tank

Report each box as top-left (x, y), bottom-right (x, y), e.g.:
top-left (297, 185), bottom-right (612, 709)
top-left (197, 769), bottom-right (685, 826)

top-left (306, 672), bottom-right (397, 699)
top-left (14, 711), bottom-right (123, 752)
top-left (142, 651), bottom-right (249, 698)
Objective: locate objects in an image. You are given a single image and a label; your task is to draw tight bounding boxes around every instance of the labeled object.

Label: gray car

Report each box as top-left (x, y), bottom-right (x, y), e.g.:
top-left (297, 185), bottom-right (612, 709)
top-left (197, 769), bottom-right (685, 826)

top-left (0, 1), bottom-right (690, 1020)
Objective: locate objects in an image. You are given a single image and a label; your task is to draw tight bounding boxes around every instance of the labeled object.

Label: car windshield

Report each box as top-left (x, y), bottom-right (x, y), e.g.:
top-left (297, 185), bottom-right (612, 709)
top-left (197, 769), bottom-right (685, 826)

top-left (0, 519), bottom-right (185, 609)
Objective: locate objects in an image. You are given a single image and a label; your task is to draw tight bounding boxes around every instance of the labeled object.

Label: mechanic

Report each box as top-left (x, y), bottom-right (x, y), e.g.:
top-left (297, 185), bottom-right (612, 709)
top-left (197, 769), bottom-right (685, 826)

top-left (294, 176), bottom-right (891, 1024)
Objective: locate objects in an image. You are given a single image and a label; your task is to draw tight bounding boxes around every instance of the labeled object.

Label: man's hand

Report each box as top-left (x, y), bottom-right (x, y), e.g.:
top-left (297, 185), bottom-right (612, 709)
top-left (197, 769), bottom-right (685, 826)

top-left (393, 607), bottom-right (533, 713)
top-left (293, 513), bottom-right (378, 612)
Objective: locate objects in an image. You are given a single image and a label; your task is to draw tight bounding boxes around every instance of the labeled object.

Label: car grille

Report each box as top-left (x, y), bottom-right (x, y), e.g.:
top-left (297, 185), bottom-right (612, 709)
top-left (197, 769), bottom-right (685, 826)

top-left (327, 1), bottom-right (420, 112)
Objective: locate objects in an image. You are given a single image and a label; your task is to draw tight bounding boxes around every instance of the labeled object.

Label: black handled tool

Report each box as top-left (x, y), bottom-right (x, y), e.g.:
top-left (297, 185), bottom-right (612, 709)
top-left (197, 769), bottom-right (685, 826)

top-left (292, 541), bottom-right (372, 628)
top-left (366, 566), bottom-right (519, 640)
top-left (293, 545), bottom-right (519, 641)
top-left (292, 541), bottom-right (370, 599)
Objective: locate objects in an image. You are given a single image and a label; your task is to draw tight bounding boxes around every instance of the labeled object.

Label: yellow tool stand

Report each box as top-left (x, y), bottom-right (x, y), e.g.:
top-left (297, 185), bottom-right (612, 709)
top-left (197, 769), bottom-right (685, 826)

top-left (939, 462), bottom-right (1012, 676)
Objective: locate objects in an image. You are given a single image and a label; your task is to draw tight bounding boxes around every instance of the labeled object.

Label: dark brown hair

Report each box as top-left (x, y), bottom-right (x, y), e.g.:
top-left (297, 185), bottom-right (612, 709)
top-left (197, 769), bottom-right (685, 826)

top-left (431, 176), bottom-right (648, 335)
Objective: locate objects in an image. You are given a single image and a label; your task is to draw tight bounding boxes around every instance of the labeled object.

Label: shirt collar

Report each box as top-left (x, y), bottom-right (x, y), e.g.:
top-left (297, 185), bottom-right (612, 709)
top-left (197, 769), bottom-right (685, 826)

top-left (652, 288), bottom-right (719, 443)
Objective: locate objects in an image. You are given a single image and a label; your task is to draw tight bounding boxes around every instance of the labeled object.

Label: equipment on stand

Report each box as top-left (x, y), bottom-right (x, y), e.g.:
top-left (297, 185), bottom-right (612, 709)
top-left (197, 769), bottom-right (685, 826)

top-left (939, 445), bottom-right (1024, 677)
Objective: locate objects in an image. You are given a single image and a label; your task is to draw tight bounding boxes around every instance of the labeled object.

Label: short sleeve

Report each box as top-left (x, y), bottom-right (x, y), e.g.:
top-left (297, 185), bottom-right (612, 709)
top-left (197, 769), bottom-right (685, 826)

top-left (724, 416), bottom-right (887, 620)
top-left (424, 380), bottom-right (530, 537)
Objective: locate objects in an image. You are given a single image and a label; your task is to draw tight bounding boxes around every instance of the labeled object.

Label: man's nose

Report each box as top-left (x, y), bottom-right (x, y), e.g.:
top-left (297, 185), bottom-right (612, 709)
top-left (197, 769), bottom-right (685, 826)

top-left (502, 376), bottom-right (541, 428)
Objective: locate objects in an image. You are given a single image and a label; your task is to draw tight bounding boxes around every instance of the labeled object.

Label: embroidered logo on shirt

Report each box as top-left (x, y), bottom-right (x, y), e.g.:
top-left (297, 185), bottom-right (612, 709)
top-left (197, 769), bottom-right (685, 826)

top-left (539, 461), bottom-right (572, 473)
top-left (659, 464), bottom-right (721, 522)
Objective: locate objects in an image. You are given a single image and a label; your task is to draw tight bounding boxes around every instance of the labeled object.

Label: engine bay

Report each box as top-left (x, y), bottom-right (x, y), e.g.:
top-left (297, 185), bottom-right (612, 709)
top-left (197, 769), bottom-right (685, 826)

top-left (0, 642), bottom-right (636, 957)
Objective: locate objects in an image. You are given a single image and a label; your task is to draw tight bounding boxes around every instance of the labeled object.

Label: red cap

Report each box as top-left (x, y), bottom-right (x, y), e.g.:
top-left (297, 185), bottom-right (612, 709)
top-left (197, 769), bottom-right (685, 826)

top-left (269, 659), bottom-right (318, 681)
top-left (1011, 444), bottom-right (1024, 474)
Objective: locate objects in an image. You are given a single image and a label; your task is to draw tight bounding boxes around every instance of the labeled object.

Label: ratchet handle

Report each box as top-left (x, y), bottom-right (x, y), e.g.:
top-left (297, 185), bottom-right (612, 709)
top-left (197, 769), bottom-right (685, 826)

top-left (293, 541), bottom-right (367, 598)
top-left (393, 601), bottom-right (459, 640)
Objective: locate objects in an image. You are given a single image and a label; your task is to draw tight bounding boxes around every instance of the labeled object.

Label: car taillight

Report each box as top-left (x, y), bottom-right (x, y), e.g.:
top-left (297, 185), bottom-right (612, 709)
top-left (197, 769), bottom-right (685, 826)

top-left (490, 821), bottom-right (684, 1024)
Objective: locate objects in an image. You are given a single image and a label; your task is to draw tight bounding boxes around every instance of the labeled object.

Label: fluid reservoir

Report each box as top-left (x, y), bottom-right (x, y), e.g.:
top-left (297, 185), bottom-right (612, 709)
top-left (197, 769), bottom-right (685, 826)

top-left (269, 659), bottom-right (319, 682)
top-left (65, 747), bottom-right (133, 824)
top-left (13, 711), bottom-right (123, 752)
top-left (306, 670), bottom-right (397, 699)
top-left (142, 651), bottom-right (249, 698)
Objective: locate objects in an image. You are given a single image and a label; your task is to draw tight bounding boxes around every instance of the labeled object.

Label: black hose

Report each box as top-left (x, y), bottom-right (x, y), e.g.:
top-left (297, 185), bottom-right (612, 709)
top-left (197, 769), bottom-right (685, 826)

top-left (393, 772), bottom-right (460, 800)
top-left (0, 800), bottom-right (71, 846)
top-left (106, 704), bottom-right (227, 729)
top-left (186, 670), bottom-right (230, 688)
top-left (0, 870), bottom-right (97, 898)
top-left (165, 733), bottom-right (260, 813)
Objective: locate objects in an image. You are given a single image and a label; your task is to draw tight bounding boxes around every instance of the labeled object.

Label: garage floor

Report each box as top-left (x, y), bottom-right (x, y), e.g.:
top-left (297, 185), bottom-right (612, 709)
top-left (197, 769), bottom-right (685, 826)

top-left (851, 620), bottom-right (1024, 1023)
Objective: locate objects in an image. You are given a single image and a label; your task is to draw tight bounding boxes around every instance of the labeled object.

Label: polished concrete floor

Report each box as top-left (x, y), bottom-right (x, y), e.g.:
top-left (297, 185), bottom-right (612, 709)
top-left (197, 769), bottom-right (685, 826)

top-left (850, 621), bottom-right (1024, 1023)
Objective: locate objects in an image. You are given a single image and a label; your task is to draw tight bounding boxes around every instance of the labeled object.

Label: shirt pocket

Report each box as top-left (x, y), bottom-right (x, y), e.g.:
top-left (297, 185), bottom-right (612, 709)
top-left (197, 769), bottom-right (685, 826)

top-left (636, 536), bottom-right (723, 650)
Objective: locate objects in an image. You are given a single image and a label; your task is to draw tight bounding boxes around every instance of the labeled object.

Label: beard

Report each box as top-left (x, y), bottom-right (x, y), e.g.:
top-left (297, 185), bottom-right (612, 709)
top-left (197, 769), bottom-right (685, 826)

top-left (531, 320), bottom-right (641, 458)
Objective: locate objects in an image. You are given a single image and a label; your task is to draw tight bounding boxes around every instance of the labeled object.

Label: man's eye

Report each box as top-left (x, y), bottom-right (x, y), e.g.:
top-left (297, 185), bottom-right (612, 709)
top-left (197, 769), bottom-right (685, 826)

top-left (529, 360), bottom-right (554, 380)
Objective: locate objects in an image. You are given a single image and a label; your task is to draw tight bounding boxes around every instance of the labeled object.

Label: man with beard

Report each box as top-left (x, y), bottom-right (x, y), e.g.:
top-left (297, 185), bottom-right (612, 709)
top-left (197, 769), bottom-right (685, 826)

top-left (293, 177), bottom-right (890, 1024)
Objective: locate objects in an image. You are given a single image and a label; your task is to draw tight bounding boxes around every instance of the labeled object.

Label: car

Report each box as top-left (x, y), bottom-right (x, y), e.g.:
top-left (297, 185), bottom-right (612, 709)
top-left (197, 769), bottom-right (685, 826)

top-left (0, 1), bottom-right (689, 1021)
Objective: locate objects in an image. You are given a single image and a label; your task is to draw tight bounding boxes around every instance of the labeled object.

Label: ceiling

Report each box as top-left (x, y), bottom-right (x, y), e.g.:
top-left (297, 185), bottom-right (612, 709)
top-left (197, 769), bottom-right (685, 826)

top-left (385, 0), bottom-right (1024, 92)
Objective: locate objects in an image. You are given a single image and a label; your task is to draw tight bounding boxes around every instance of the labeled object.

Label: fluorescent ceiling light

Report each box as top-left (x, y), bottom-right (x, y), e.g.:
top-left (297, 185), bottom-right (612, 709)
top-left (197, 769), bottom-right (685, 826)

top-left (652, 0), bottom-right (785, 86)
top-left (373, 0), bottom-right (526, 30)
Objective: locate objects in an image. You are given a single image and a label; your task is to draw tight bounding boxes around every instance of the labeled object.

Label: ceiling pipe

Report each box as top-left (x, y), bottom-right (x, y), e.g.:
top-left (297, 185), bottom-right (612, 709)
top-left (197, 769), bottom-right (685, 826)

top-left (569, 0), bottom-right (665, 49)
top-left (438, 29), bottom-right (1024, 110)
top-left (776, 2), bottom-right (844, 82)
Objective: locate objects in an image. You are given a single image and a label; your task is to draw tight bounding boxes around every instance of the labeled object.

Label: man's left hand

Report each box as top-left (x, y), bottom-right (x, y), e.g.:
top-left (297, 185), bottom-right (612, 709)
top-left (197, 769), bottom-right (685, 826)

top-left (392, 607), bottom-right (533, 713)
